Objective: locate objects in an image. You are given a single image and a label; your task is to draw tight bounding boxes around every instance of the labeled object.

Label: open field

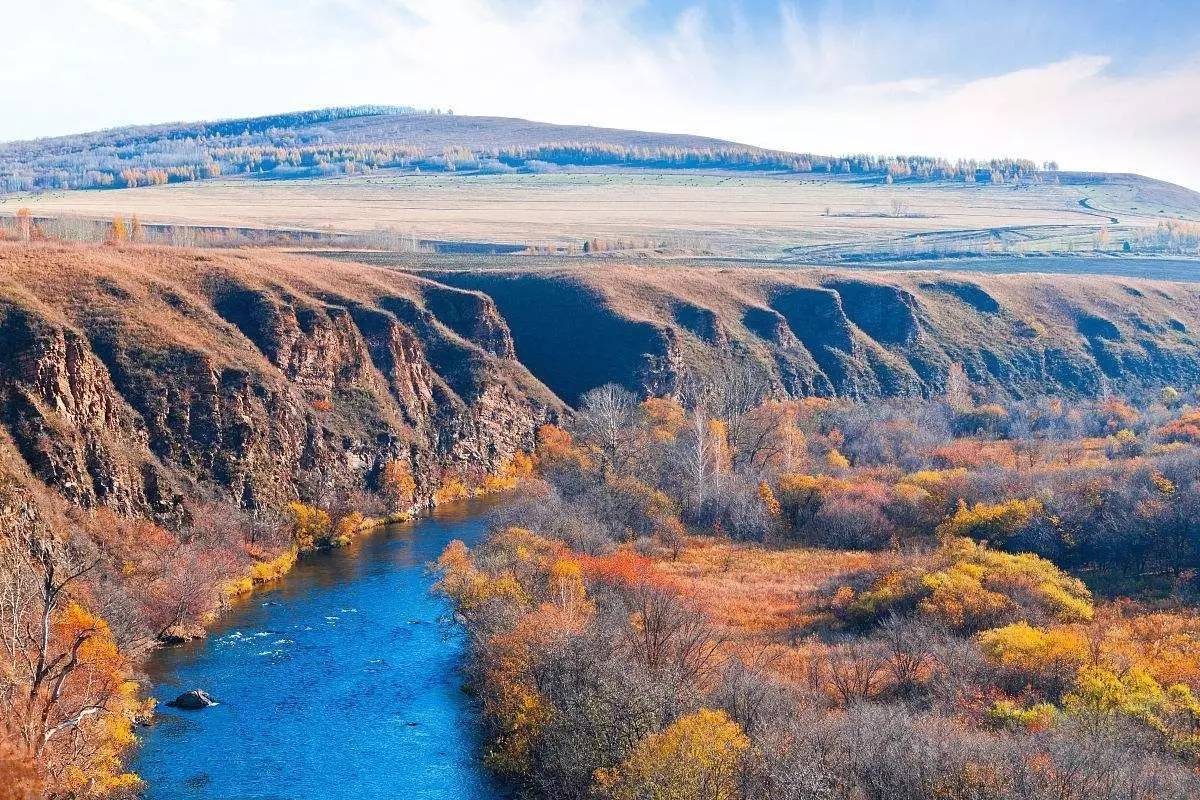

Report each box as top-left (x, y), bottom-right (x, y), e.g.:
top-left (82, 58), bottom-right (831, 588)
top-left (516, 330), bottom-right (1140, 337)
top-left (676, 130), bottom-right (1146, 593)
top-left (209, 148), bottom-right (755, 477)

top-left (6, 170), bottom-right (1199, 261)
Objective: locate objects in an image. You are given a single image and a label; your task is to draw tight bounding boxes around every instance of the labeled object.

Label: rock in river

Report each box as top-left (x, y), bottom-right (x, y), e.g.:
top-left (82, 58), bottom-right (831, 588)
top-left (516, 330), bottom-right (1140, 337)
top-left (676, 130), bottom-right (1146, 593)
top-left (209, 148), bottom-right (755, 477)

top-left (168, 690), bottom-right (218, 710)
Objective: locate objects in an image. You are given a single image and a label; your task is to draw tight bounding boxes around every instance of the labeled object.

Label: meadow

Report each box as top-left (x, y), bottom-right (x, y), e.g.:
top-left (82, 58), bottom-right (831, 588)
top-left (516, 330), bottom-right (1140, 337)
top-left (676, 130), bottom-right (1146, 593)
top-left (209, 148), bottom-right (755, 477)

top-left (6, 170), bottom-right (1198, 261)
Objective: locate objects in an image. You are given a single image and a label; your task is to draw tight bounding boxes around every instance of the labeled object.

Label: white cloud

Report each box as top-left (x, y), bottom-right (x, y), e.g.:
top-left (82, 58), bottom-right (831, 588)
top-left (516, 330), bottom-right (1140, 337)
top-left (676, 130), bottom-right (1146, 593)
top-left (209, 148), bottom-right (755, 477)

top-left (2, 0), bottom-right (1198, 189)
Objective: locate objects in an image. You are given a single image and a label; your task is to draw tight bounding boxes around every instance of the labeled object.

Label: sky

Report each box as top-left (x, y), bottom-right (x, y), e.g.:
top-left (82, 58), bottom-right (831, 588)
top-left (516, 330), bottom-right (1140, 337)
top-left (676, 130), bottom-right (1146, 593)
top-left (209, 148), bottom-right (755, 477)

top-left (4, 0), bottom-right (1200, 188)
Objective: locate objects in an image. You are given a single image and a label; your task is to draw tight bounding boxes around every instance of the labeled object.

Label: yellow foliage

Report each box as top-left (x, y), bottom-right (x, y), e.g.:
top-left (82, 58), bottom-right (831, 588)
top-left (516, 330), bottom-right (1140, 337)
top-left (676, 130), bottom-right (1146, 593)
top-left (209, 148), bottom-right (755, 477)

top-left (978, 621), bottom-right (1089, 679)
top-left (536, 424), bottom-right (593, 471)
top-left (381, 458), bottom-right (418, 510)
top-left (223, 548), bottom-right (299, 598)
top-left (987, 699), bottom-right (1058, 731)
top-left (48, 604), bottom-right (144, 797)
top-left (825, 448), bottom-right (850, 471)
top-left (287, 502), bottom-right (331, 550)
top-left (935, 498), bottom-right (1043, 545)
top-left (433, 472), bottom-right (471, 505)
top-left (850, 538), bottom-right (1093, 630)
top-left (594, 709), bottom-right (749, 800)
top-left (480, 452), bottom-right (536, 494)
top-left (435, 537), bottom-right (536, 614)
top-left (757, 481), bottom-right (781, 517)
top-left (548, 557), bottom-right (587, 613)
top-left (333, 511), bottom-right (365, 547)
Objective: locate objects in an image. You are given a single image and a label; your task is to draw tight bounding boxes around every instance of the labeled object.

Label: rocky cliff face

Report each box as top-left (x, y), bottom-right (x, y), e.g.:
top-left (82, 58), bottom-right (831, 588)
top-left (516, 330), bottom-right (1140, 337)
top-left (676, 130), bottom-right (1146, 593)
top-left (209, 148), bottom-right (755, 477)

top-left (432, 266), bottom-right (1200, 404)
top-left (0, 246), bottom-right (561, 526)
top-left (6, 244), bottom-right (1200, 530)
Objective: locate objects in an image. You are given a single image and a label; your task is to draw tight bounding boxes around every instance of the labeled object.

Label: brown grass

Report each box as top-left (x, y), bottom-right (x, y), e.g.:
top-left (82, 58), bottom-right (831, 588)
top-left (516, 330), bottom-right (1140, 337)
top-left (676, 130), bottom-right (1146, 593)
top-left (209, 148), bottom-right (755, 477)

top-left (654, 536), bottom-right (887, 639)
top-left (7, 170), bottom-right (1195, 260)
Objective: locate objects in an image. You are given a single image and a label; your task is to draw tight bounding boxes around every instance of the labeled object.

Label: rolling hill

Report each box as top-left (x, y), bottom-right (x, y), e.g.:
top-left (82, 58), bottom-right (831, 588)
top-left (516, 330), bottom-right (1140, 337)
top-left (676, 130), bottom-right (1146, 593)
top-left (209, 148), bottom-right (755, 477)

top-left (2, 107), bottom-right (1198, 264)
top-left (0, 105), bottom-right (1039, 192)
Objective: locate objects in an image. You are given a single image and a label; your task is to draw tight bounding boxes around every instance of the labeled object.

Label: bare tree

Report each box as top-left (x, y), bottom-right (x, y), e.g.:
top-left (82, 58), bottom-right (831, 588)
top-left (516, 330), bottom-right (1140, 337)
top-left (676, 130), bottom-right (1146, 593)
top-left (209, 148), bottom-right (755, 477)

top-left (574, 384), bottom-right (642, 475)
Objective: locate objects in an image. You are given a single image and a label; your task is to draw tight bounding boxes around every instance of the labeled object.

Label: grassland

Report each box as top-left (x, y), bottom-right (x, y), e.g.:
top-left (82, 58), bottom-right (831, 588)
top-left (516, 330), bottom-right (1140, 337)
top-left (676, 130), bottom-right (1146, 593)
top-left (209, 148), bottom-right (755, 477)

top-left (7, 170), bottom-right (1199, 262)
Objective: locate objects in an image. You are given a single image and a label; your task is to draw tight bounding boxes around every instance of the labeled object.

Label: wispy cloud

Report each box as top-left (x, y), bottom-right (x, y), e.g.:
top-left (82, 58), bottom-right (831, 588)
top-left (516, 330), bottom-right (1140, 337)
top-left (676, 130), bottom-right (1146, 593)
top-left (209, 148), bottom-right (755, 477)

top-left (4, 0), bottom-right (1199, 188)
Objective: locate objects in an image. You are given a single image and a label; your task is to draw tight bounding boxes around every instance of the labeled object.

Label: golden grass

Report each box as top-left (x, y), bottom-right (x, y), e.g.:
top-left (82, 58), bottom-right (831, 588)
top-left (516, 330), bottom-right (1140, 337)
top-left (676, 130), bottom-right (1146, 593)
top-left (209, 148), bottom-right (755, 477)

top-left (653, 537), bottom-right (888, 639)
top-left (7, 170), bottom-right (1191, 259)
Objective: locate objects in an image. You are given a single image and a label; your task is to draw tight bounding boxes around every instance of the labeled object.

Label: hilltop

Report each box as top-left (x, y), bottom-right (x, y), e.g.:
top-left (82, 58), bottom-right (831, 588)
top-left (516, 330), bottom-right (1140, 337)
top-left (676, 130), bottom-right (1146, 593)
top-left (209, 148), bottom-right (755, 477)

top-left (2, 105), bottom-right (1043, 192)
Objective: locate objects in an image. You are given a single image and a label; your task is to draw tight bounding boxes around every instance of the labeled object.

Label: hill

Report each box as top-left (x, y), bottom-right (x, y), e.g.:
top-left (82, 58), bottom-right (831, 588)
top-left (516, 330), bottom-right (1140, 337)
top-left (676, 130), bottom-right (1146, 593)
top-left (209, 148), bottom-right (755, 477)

top-left (4, 107), bottom-right (1199, 263)
top-left (0, 105), bottom-right (1041, 193)
top-left (423, 263), bottom-right (1200, 404)
top-left (0, 243), bottom-right (561, 522)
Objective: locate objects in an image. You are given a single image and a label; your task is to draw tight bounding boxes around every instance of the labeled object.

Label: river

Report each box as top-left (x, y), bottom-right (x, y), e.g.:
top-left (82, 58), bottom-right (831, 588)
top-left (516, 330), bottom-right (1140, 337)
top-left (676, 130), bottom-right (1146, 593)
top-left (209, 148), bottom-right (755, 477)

top-left (134, 498), bottom-right (506, 800)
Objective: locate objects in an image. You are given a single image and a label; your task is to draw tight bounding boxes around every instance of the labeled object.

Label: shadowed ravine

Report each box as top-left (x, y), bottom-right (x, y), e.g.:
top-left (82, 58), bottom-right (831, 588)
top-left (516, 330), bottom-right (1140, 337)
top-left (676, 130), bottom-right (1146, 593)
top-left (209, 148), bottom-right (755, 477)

top-left (134, 498), bottom-right (505, 800)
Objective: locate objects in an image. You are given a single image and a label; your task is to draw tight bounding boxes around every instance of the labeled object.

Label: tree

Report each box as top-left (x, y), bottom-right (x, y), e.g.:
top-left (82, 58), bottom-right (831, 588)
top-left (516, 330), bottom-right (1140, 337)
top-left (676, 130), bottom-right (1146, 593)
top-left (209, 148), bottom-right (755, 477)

top-left (575, 384), bottom-right (642, 475)
top-left (682, 406), bottom-right (716, 513)
top-left (381, 458), bottom-right (417, 511)
top-left (129, 214), bottom-right (143, 243)
top-left (109, 216), bottom-right (127, 243)
top-left (14, 208), bottom-right (32, 242)
top-left (935, 498), bottom-right (1043, 546)
top-left (286, 502), bottom-right (331, 549)
top-left (594, 709), bottom-right (749, 800)
top-left (0, 528), bottom-right (140, 795)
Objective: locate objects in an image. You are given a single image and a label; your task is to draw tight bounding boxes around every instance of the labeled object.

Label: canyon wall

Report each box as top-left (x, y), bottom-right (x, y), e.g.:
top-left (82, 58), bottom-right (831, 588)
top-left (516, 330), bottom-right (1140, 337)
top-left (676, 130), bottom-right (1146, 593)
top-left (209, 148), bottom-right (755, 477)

top-left (5, 244), bottom-right (1200, 528)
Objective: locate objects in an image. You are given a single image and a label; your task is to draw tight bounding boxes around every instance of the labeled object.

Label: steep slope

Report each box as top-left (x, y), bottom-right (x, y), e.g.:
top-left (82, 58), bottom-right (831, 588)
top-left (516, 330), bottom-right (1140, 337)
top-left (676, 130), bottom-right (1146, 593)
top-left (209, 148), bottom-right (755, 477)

top-left (6, 244), bottom-right (1200, 527)
top-left (0, 244), bottom-right (562, 524)
top-left (430, 265), bottom-right (1200, 404)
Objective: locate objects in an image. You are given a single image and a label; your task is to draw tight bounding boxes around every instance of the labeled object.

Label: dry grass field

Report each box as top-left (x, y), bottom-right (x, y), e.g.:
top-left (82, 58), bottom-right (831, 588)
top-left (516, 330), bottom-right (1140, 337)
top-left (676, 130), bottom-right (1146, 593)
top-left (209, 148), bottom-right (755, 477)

top-left (6, 170), bottom-right (1198, 260)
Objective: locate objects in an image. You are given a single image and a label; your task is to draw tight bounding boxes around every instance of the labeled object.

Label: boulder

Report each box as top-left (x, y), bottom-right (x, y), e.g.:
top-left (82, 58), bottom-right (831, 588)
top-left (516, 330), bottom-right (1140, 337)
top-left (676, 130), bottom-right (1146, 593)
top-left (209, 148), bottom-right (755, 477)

top-left (168, 689), bottom-right (217, 710)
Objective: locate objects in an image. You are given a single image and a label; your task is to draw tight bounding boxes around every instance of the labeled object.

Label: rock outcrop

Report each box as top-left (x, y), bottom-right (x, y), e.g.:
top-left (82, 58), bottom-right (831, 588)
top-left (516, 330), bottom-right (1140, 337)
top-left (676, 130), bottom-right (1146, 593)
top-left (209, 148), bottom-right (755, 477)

top-left (432, 264), bottom-right (1200, 404)
top-left (0, 246), bottom-right (561, 525)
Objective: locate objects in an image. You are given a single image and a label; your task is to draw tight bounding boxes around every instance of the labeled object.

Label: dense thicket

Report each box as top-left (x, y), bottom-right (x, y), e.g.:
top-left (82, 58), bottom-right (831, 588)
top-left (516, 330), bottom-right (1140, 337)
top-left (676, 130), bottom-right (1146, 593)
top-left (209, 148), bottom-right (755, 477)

top-left (440, 377), bottom-right (1200, 800)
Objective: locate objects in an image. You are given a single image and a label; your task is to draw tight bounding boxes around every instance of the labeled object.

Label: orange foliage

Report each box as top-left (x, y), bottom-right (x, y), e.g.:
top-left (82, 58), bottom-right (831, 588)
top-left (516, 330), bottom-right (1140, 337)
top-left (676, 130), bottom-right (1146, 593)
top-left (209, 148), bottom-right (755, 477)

top-left (642, 397), bottom-right (686, 442)
top-left (1158, 410), bottom-right (1200, 445)
top-left (433, 470), bottom-right (471, 505)
top-left (381, 458), bottom-right (418, 510)
top-left (580, 549), bottom-right (660, 589)
top-left (933, 439), bottom-right (1018, 469)
top-left (757, 481), bottom-right (781, 517)
top-left (480, 452), bottom-right (535, 494)
top-left (536, 424), bottom-right (592, 470)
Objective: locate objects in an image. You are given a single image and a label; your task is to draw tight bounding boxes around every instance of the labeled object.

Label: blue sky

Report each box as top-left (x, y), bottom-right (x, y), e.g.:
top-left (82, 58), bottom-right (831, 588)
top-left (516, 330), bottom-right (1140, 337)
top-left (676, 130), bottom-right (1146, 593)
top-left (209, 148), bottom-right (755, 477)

top-left (4, 0), bottom-right (1199, 187)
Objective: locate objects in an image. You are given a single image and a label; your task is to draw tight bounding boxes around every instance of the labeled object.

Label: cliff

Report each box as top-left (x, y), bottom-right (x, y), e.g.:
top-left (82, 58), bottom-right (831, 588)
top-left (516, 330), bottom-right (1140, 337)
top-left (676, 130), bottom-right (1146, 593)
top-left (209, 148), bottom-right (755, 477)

top-left (4, 244), bottom-right (1200, 529)
top-left (0, 244), bottom-right (562, 526)
top-left (430, 265), bottom-right (1200, 404)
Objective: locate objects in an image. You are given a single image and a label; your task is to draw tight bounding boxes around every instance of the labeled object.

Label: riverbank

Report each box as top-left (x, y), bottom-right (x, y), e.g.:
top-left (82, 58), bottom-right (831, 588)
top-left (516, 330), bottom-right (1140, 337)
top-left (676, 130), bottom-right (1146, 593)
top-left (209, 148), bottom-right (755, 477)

top-left (134, 497), bottom-right (508, 799)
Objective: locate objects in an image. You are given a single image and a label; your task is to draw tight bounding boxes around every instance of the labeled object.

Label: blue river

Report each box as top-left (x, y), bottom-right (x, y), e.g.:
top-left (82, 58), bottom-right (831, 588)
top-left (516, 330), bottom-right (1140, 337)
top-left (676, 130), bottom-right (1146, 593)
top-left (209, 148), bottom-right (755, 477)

top-left (134, 499), bottom-right (505, 800)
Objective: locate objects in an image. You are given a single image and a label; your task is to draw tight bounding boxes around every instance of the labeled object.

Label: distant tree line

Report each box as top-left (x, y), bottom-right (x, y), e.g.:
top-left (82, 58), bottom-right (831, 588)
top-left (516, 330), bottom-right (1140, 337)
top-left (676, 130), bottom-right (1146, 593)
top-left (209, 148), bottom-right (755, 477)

top-left (0, 106), bottom-right (1043, 193)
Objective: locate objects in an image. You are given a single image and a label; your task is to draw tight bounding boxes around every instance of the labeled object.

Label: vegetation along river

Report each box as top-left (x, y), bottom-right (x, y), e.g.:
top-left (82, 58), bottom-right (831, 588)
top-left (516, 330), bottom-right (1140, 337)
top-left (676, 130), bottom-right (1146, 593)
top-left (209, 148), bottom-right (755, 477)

top-left (134, 498), bottom-right (506, 800)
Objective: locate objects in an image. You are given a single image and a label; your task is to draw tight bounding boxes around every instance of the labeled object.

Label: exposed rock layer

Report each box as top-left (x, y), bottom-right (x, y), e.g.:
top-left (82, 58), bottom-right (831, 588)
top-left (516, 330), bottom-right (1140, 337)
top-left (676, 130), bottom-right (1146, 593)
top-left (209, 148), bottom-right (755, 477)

top-left (4, 245), bottom-right (1200, 527)
top-left (0, 245), bottom-right (561, 524)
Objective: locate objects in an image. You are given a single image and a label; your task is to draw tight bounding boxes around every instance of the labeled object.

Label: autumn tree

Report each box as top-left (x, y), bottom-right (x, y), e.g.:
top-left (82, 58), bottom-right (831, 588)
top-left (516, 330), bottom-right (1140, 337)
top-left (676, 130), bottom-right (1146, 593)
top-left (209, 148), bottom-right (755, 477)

top-left (594, 709), bottom-right (749, 800)
top-left (381, 458), bottom-right (417, 511)
top-left (109, 216), bottom-right (127, 243)
top-left (574, 384), bottom-right (643, 475)
top-left (286, 502), bottom-right (331, 549)
top-left (0, 527), bottom-right (140, 796)
top-left (14, 208), bottom-right (33, 242)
